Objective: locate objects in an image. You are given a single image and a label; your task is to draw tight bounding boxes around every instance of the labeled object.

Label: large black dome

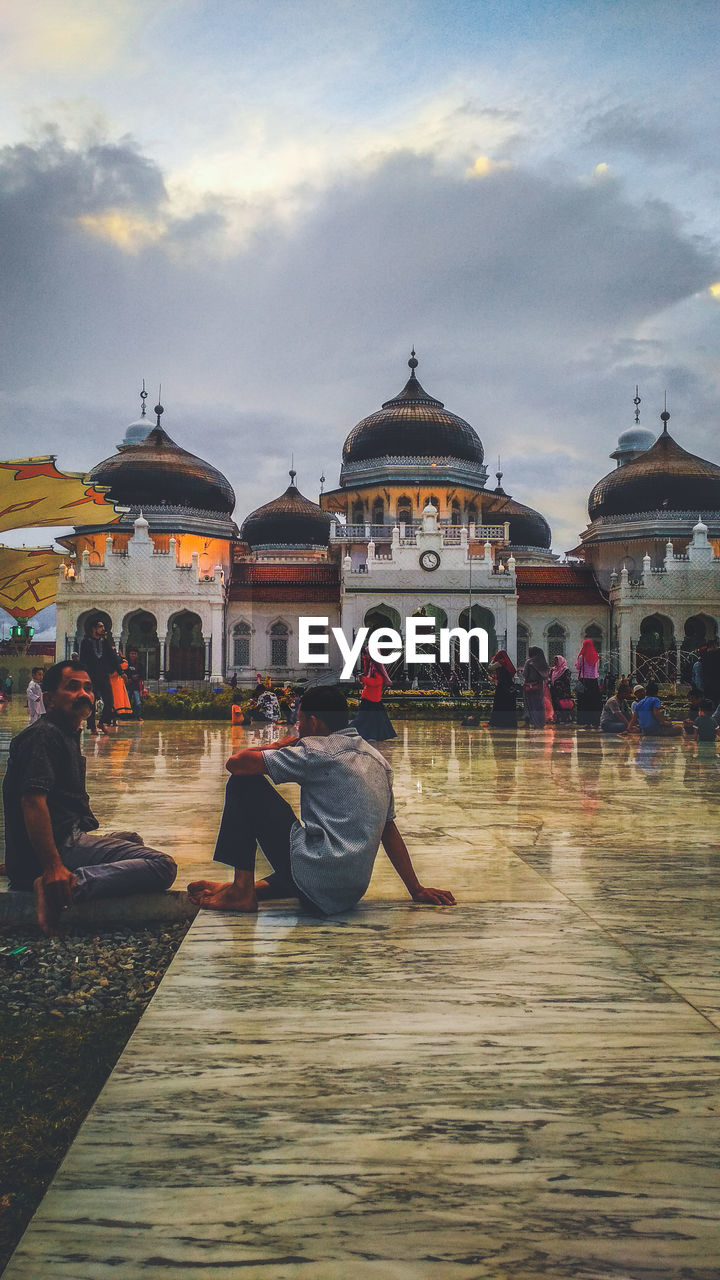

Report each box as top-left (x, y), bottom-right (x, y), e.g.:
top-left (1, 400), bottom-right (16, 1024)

top-left (241, 478), bottom-right (331, 549)
top-left (589, 428), bottom-right (720, 520)
top-left (342, 355), bottom-right (484, 468)
top-left (90, 422), bottom-right (235, 514)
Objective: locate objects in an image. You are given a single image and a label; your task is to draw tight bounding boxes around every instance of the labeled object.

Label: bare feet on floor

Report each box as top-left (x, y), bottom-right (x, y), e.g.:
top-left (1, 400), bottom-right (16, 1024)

top-left (187, 879), bottom-right (258, 912)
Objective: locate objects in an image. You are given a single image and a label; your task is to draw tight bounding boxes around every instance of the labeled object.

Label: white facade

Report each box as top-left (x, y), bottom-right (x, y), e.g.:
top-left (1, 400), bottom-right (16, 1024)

top-left (56, 516), bottom-right (226, 682)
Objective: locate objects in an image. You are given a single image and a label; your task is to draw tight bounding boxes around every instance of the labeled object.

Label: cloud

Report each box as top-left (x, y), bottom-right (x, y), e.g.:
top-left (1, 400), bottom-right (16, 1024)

top-left (583, 105), bottom-right (689, 159)
top-left (0, 128), bottom-right (718, 558)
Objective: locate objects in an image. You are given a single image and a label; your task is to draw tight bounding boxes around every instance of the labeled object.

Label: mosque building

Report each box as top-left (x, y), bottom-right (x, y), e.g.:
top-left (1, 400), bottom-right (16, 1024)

top-left (54, 356), bottom-right (720, 685)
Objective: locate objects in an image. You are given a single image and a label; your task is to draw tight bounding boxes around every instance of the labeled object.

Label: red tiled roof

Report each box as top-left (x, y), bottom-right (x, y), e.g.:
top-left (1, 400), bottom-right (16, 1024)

top-left (515, 565), bottom-right (606, 605)
top-left (228, 562), bottom-right (339, 603)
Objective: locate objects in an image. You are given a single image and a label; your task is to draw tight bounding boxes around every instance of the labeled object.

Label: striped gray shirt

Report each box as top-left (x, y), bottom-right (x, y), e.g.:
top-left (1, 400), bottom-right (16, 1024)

top-left (262, 727), bottom-right (395, 915)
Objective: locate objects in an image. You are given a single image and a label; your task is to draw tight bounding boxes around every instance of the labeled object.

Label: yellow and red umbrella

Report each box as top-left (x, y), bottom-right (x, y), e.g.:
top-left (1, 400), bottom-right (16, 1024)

top-left (0, 457), bottom-right (121, 533)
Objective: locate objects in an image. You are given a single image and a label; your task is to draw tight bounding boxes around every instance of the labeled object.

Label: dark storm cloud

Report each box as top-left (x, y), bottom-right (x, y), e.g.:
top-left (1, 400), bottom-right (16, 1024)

top-left (0, 130), bottom-right (718, 555)
top-left (583, 105), bottom-right (688, 158)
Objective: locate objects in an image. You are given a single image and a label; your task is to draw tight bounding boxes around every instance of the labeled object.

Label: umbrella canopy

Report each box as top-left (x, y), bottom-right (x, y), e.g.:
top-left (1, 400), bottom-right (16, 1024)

top-left (0, 546), bottom-right (66, 618)
top-left (0, 457), bottom-right (121, 533)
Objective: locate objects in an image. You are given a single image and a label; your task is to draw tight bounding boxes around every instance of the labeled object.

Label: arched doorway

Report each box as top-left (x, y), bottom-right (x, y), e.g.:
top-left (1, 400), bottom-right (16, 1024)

top-left (124, 610), bottom-right (160, 681)
top-left (74, 609), bottom-right (113, 655)
top-left (635, 614), bottom-right (675, 682)
top-left (681, 614), bottom-right (718, 683)
top-left (167, 611), bottom-right (205, 681)
top-left (362, 604), bottom-right (403, 680)
top-left (458, 604), bottom-right (497, 691)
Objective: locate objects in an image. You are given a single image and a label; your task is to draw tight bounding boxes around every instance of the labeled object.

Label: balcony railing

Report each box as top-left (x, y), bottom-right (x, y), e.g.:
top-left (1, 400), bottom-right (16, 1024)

top-left (331, 522), bottom-right (508, 543)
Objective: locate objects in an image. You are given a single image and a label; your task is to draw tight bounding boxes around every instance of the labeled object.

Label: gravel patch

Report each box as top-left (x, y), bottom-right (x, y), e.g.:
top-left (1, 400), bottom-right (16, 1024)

top-left (0, 921), bottom-right (191, 1018)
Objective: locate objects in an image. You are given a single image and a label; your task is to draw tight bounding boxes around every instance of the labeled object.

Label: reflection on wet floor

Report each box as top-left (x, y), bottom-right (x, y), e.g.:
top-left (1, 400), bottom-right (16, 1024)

top-left (3, 708), bottom-right (720, 1279)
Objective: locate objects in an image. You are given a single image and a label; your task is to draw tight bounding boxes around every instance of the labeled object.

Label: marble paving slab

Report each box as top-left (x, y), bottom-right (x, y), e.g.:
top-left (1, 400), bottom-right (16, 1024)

top-left (3, 717), bottom-right (720, 1277)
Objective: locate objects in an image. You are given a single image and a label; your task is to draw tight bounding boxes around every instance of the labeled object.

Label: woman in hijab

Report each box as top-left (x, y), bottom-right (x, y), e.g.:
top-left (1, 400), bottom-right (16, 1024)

top-left (350, 648), bottom-right (397, 742)
top-left (488, 650), bottom-right (517, 728)
top-left (549, 655), bottom-right (574, 724)
top-left (575, 638), bottom-right (602, 727)
top-left (523, 646), bottom-right (549, 728)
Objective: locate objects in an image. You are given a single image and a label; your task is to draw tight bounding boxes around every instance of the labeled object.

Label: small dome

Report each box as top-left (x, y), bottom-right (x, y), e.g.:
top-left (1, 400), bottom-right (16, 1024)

top-left (422, 500), bottom-right (437, 514)
top-left (616, 427), bottom-right (656, 451)
top-left (120, 417), bottom-right (154, 447)
top-left (341, 354), bottom-right (485, 473)
top-left (589, 429), bottom-right (720, 520)
top-left (693, 517), bottom-right (708, 534)
top-left (484, 487), bottom-right (552, 550)
top-left (90, 423), bottom-right (235, 515)
top-left (241, 478), bottom-right (331, 549)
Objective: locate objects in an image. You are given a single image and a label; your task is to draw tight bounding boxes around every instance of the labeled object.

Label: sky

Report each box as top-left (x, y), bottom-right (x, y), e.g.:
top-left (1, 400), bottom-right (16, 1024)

top-left (1, 0), bottom-right (720, 636)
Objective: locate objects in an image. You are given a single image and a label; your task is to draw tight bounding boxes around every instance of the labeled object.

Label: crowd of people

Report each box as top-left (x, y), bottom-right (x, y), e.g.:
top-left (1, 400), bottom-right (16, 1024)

top-left (476, 636), bottom-right (720, 742)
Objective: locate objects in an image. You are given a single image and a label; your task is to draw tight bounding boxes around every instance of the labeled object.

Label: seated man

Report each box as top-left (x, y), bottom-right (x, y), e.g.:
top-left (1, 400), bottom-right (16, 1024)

top-left (628, 680), bottom-right (682, 737)
top-left (189, 684), bottom-right (455, 916)
top-left (3, 660), bottom-right (177, 934)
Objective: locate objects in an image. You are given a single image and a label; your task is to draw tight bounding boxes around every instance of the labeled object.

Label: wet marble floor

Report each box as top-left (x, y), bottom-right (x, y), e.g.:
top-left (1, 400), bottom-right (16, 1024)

top-left (2, 715), bottom-right (720, 1278)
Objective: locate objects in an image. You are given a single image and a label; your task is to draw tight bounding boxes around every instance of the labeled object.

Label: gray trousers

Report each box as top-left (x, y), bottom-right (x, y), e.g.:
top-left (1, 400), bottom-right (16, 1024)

top-left (61, 830), bottom-right (177, 902)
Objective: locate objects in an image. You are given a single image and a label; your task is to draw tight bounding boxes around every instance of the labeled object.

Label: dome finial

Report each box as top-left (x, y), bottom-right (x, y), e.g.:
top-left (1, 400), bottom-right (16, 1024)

top-left (408, 347), bottom-right (418, 377)
top-left (320, 470), bottom-right (325, 494)
top-left (660, 390), bottom-right (670, 434)
top-left (634, 385), bottom-right (641, 425)
top-left (140, 378), bottom-right (148, 418)
top-left (496, 454), bottom-right (503, 488)
top-left (289, 452), bottom-right (296, 486)
top-left (154, 384), bottom-right (164, 427)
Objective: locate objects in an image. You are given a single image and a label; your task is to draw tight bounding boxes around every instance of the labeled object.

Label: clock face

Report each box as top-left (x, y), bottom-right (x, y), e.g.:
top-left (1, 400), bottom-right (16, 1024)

top-left (419, 549), bottom-right (440, 572)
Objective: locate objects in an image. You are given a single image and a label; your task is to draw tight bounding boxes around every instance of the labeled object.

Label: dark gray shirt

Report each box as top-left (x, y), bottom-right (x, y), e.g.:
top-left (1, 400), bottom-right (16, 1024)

top-left (2, 714), bottom-right (98, 889)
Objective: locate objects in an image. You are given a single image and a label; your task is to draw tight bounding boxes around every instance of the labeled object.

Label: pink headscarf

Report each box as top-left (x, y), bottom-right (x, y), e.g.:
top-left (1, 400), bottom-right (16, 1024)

top-left (550, 655), bottom-right (569, 685)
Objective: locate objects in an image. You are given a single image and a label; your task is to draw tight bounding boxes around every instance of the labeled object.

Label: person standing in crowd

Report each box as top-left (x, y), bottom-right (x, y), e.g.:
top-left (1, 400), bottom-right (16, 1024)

top-left (26, 667), bottom-right (45, 724)
top-left (549, 655), bottom-right (574, 724)
top-left (253, 672), bottom-right (265, 698)
top-left (522, 647), bottom-right (549, 729)
top-left (79, 619), bottom-right (120, 736)
top-left (599, 678), bottom-right (633, 734)
top-left (350, 648), bottom-right (397, 742)
top-left (125, 649), bottom-right (145, 721)
top-left (4, 674), bottom-right (13, 701)
top-left (575, 638), bottom-right (602, 727)
top-left (487, 650), bottom-right (517, 728)
top-left (628, 680), bottom-right (682, 736)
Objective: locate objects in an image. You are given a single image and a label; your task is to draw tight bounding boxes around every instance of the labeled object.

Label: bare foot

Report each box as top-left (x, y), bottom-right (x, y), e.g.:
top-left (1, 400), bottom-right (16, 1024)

top-left (187, 879), bottom-right (258, 912)
top-left (33, 876), bottom-right (60, 937)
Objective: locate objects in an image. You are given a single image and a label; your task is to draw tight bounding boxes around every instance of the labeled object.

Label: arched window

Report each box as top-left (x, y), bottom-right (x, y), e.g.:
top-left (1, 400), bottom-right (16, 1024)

top-left (397, 496), bottom-right (412, 526)
top-left (467, 502), bottom-right (478, 526)
top-left (351, 501), bottom-right (365, 525)
top-left (233, 621), bottom-right (251, 668)
top-left (547, 622), bottom-right (566, 660)
top-left (517, 623), bottom-right (529, 668)
top-left (270, 621), bottom-right (290, 667)
top-left (584, 623), bottom-right (603, 659)
top-left (372, 498), bottom-right (384, 526)
top-left (451, 500), bottom-right (461, 525)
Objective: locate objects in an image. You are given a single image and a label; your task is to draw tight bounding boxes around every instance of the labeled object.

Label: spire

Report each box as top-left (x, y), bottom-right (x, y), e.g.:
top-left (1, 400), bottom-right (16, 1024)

top-left (154, 384), bottom-right (164, 428)
top-left (660, 391), bottom-right (670, 434)
top-left (407, 347), bottom-right (418, 381)
top-left (289, 454), bottom-right (297, 487)
top-left (320, 471), bottom-right (325, 494)
top-left (140, 378), bottom-right (148, 418)
top-left (633, 385), bottom-right (641, 424)
top-left (496, 454), bottom-right (503, 488)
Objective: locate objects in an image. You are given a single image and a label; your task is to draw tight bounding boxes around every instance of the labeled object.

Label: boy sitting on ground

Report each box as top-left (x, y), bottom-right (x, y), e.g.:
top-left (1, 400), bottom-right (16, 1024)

top-left (189, 684), bottom-right (455, 916)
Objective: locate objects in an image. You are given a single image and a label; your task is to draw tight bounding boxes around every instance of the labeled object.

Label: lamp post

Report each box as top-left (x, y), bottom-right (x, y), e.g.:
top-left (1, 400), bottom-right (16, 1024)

top-left (467, 544), bottom-right (473, 693)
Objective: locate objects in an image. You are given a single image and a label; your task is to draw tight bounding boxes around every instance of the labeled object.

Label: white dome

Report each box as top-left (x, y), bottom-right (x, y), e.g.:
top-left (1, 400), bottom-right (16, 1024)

top-left (616, 427), bottom-right (656, 451)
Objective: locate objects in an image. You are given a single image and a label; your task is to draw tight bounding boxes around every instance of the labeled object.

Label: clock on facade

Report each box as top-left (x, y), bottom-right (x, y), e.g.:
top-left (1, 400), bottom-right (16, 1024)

top-left (419, 549), bottom-right (441, 571)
